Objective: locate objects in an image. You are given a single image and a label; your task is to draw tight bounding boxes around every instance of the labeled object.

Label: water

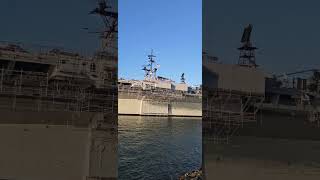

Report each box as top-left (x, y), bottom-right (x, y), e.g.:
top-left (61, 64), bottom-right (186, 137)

top-left (118, 116), bottom-right (202, 180)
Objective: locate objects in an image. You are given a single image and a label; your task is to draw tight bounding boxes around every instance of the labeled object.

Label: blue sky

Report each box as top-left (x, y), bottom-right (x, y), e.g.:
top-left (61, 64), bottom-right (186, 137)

top-left (119, 0), bottom-right (201, 85)
top-left (0, 0), bottom-right (108, 55)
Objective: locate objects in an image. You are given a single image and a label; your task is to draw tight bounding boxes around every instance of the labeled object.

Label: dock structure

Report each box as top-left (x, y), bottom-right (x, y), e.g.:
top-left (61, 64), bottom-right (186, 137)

top-left (118, 87), bottom-right (202, 117)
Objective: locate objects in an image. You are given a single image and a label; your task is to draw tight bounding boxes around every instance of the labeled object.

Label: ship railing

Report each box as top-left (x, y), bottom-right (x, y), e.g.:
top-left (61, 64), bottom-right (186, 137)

top-left (119, 88), bottom-right (201, 101)
top-left (260, 103), bottom-right (315, 112)
top-left (0, 68), bottom-right (49, 77)
top-left (0, 41), bottom-right (93, 59)
top-left (0, 50), bottom-right (39, 60)
top-left (80, 104), bottom-right (116, 114)
top-left (0, 88), bottom-right (114, 103)
top-left (204, 88), bottom-right (265, 98)
top-left (0, 50), bottom-right (58, 64)
top-left (0, 77), bottom-right (115, 97)
top-left (0, 49), bottom-right (98, 69)
top-left (0, 100), bottom-right (75, 112)
top-left (0, 95), bottom-right (115, 113)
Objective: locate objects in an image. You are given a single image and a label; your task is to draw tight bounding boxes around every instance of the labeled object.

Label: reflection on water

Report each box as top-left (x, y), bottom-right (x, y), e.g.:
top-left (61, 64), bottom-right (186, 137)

top-left (118, 116), bottom-right (202, 180)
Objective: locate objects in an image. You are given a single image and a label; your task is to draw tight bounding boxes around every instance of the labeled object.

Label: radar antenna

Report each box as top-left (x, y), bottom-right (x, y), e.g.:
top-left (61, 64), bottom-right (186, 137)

top-left (238, 24), bottom-right (258, 68)
top-left (181, 73), bottom-right (186, 83)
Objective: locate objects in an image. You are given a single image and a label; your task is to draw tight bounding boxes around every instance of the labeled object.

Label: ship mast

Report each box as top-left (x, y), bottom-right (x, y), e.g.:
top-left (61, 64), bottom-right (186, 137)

top-left (142, 49), bottom-right (159, 81)
top-left (89, 0), bottom-right (118, 52)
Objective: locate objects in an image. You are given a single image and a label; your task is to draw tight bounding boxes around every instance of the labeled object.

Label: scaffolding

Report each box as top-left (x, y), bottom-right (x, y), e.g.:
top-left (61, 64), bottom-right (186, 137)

top-left (307, 109), bottom-right (320, 128)
top-left (203, 88), bottom-right (264, 144)
top-left (0, 69), bottom-right (117, 127)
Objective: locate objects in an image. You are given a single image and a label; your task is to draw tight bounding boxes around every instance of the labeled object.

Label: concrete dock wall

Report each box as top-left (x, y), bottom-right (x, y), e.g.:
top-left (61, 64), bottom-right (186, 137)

top-left (0, 124), bottom-right (90, 180)
top-left (118, 98), bottom-right (142, 115)
top-left (171, 102), bottom-right (202, 116)
top-left (0, 111), bottom-right (117, 180)
top-left (118, 98), bottom-right (202, 117)
top-left (203, 136), bottom-right (320, 180)
top-left (142, 100), bottom-right (168, 115)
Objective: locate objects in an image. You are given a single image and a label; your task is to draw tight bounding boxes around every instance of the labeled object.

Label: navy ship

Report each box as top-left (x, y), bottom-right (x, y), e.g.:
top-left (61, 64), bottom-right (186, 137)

top-left (118, 50), bottom-right (202, 117)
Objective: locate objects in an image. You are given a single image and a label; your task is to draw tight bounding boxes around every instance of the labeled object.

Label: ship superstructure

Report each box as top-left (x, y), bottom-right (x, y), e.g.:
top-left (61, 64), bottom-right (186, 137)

top-left (203, 24), bottom-right (320, 143)
top-left (203, 24), bottom-right (320, 179)
top-left (119, 50), bottom-right (200, 93)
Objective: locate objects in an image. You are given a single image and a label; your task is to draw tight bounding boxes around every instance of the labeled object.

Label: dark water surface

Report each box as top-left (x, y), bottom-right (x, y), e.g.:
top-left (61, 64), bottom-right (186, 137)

top-left (118, 116), bottom-right (202, 180)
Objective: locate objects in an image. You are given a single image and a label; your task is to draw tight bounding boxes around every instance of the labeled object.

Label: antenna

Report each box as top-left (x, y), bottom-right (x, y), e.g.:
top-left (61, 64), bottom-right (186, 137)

top-left (238, 24), bottom-right (258, 68)
top-left (181, 73), bottom-right (186, 83)
top-left (88, 0), bottom-right (118, 51)
top-left (241, 24), bottom-right (252, 43)
top-left (143, 49), bottom-right (159, 80)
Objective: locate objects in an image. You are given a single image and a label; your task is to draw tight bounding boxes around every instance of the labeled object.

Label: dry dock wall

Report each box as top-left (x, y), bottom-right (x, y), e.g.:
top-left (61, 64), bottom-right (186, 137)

top-left (0, 111), bottom-right (117, 180)
top-left (171, 102), bottom-right (202, 116)
top-left (203, 136), bottom-right (320, 180)
top-left (141, 100), bottom-right (168, 115)
top-left (118, 98), bottom-right (202, 117)
top-left (118, 98), bottom-right (142, 115)
top-left (0, 124), bottom-right (90, 180)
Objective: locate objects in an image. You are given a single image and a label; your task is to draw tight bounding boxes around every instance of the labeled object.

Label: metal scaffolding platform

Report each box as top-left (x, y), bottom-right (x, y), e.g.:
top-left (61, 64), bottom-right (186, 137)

top-left (203, 89), bottom-right (264, 144)
top-left (0, 69), bottom-right (116, 113)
